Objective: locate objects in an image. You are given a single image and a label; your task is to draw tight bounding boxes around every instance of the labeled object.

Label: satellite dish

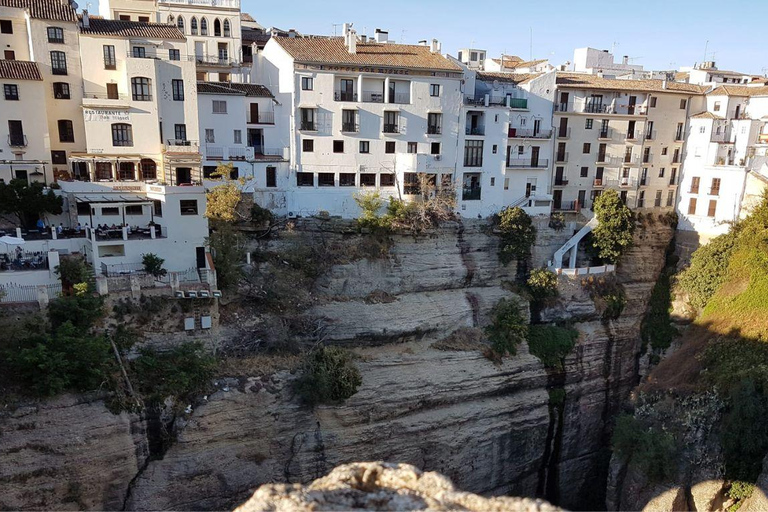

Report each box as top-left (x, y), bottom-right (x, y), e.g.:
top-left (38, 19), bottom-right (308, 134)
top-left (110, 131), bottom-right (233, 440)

top-left (71, 2), bottom-right (78, 9)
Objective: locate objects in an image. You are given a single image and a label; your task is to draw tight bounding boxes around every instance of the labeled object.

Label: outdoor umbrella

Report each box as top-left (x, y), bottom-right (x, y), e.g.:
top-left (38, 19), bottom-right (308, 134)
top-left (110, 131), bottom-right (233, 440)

top-left (0, 235), bottom-right (25, 255)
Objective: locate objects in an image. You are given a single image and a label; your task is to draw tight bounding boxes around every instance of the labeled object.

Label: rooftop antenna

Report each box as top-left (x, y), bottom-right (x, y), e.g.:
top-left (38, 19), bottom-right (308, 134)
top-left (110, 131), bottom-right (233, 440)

top-left (400, 29), bottom-right (406, 43)
top-left (611, 41), bottom-right (619, 54)
top-left (529, 27), bottom-right (533, 61)
top-left (331, 23), bottom-right (342, 36)
top-left (703, 40), bottom-right (709, 63)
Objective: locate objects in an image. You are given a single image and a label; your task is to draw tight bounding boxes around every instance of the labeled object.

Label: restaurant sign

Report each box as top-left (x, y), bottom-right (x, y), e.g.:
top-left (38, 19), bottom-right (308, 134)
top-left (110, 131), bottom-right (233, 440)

top-left (84, 109), bottom-right (130, 122)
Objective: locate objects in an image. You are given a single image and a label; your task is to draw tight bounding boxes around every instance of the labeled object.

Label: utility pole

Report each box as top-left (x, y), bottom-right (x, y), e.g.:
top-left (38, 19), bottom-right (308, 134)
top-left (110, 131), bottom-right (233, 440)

top-left (529, 27), bottom-right (533, 61)
top-left (703, 40), bottom-right (709, 63)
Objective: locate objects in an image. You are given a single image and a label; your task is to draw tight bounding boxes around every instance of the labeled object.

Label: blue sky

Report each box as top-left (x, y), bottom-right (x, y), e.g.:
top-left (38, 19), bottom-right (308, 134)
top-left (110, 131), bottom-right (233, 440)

top-left (239, 0), bottom-right (768, 75)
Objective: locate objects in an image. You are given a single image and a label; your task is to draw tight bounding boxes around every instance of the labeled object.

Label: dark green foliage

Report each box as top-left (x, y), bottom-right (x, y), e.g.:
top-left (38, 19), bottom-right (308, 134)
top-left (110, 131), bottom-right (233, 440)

top-left (251, 203), bottom-right (274, 225)
top-left (548, 388), bottom-right (566, 406)
top-left (48, 294), bottom-right (104, 330)
top-left (720, 379), bottom-right (768, 482)
top-left (0, 179), bottom-right (63, 228)
top-left (141, 253), bottom-right (167, 278)
top-left (700, 338), bottom-right (768, 391)
top-left (55, 256), bottom-right (90, 289)
top-left (527, 268), bottom-right (559, 303)
top-left (727, 481), bottom-right (755, 512)
top-left (295, 346), bottom-right (362, 405)
top-left (207, 224), bottom-right (246, 290)
top-left (528, 325), bottom-right (579, 370)
top-left (130, 342), bottom-right (216, 406)
top-left (495, 207), bottom-right (536, 265)
top-left (612, 413), bottom-right (676, 483)
top-left (548, 212), bottom-right (566, 231)
top-left (641, 261), bottom-right (678, 353)
top-left (485, 299), bottom-right (528, 356)
top-left (591, 189), bottom-right (635, 263)
top-left (678, 232), bottom-right (737, 309)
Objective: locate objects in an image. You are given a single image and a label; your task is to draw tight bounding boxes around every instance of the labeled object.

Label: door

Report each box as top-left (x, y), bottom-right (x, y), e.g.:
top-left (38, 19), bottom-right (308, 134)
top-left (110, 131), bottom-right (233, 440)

top-left (628, 96), bottom-right (637, 115)
top-left (388, 81), bottom-right (396, 103)
top-left (8, 120), bottom-right (24, 146)
top-left (248, 129), bottom-right (263, 153)
top-left (553, 190), bottom-right (563, 209)
top-left (176, 167), bottom-right (191, 185)
top-left (555, 166), bottom-right (564, 185)
top-left (196, 247), bottom-right (206, 269)
top-left (217, 43), bottom-right (228, 62)
top-left (249, 103), bottom-right (259, 124)
top-left (107, 83), bottom-right (119, 99)
top-left (558, 117), bottom-right (568, 137)
top-left (525, 178), bottom-right (537, 197)
top-left (533, 119), bottom-right (541, 136)
top-left (558, 92), bottom-right (569, 110)
top-left (340, 79), bottom-right (354, 101)
top-left (577, 190), bottom-right (586, 209)
top-left (531, 146), bottom-right (540, 167)
top-left (735, 105), bottom-right (741, 119)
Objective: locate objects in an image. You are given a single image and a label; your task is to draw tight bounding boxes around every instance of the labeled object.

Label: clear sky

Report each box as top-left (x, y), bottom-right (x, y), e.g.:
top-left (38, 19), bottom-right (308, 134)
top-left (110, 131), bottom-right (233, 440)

top-left (239, 0), bottom-right (768, 76)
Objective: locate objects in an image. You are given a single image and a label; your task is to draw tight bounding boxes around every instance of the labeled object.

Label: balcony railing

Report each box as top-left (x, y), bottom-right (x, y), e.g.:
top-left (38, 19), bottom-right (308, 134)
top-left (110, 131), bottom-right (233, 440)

top-left (362, 91), bottom-right (384, 103)
top-left (674, 133), bottom-right (684, 141)
top-left (593, 178), bottom-right (605, 187)
top-left (626, 131), bottom-right (638, 141)
top-left (553, 201), bottom-right (579, 212)
top-left (554, 179), bottom-right (569, 186)
top-left (427, 125), bottom-right (442, 135)
top-left (466, 127), bottom-right (485, 136)
top-left (557, 127), bottom-right (571, 139)
top-left (165, 139), bottom-right (200, 153)
top-left (555, 152), bottom-right (569, 163)
top-left (508, 128), bottom-right (551, 138)
top-left (556, 101), bottom-right (648, 115)
top-left (341, 122), bottom-right (359, 133)
top-left (390, 93), bottom-right (410, 105)
top-left (8, 135), bottom-right (28, 147)
top-left (195, 56), bottom-right (240, 67)
top-left (645, 130), bottom-right (656, 140)
top-left (510, 98), bottom-right (528, 109)
top-left (383, 123), bottom-right (399, 134)
top-left (247, 111), bottom-right (275, 124)
top-left (252, 147), bottom-right (288, 159)
top-left (598, 129), bottom-right (611, 140)
top-left (466, 95), bottom-right (528, 109)
top-left (642, 153), bottom-right (652, 163)
top-left (462, 187), bottom-right (482, 201)
top-left (299, 121), bottom-right (317, 131)
top-left (506, 158), bottom-right (549, 168)
top-left (622, 155), bottom-right (638, 165)
top-left (83, 91), bottom-right (130, 101)
top-left (160, 0), bottom-right (240, 8)
top-left (334, 91), bottom-right (358, 102)
top-left (711, 131), bottom-right (732, 143)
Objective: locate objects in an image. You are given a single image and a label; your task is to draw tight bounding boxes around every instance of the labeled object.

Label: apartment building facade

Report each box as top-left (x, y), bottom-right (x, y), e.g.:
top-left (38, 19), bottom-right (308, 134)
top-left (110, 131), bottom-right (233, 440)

top-left (551, 73), bottom-right (704, 212)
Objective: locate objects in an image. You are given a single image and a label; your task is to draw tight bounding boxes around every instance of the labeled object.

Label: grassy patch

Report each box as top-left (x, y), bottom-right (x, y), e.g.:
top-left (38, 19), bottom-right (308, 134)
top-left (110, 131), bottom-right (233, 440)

top-left (295, 346), bottom-right (362, 405)
top-left (528, 325), bottom-right (579, 370)
top-left (431, 327), bottom-right (485, 351)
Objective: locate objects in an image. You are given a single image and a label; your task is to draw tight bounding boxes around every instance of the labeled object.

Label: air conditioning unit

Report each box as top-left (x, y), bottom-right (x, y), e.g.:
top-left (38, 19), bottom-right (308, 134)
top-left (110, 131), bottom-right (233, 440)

top-left (287, 211), bottom-right (297, 219)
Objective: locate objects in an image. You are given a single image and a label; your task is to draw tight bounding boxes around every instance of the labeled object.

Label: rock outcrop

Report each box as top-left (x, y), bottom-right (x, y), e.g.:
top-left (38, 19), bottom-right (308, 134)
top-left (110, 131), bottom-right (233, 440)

top-left (235, 462), bottom-right (560, 512)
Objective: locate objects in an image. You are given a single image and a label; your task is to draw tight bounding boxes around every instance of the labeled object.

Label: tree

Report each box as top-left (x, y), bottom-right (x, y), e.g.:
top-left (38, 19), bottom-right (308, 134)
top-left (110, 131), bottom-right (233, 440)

top-left (591, 189), bottom-right (635, 263)
top-left (205, 163), bottom-right (249, 223)
top-left (55, 255), bottom-right (90, 291)
top-left (142, 253), bottom-right (167, 278)
top-left (206, 224), bottom-right (246, 290)
top-left (485, 299), bottom-right (529, 356)
top-left (496, 207), bottom-right (536, 265)
top-left (0, 179), bottom-right (63, 228)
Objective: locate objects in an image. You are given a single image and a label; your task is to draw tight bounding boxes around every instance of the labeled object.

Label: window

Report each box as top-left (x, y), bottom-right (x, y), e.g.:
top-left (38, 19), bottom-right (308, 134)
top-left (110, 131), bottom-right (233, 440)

top-left (212, 100), bottom-right (227, 113)
top-left (690, 176), bottom-right (700, 194)
top-left (47, 27), bottom-right (64, 43)
top-left (650, 97), bottom-right (657, 108)
top-left (266, 166), bottom-right (277, 188)
top-left (341, 109), bottom-right (357, 132)
top-left (403, 173), bottom-right (420, 195)
top-left (318, 173), bottom-right (334, 186)
top-left (492, 144), bottom-right (498, 154)
top-left (204, 129), bottom-right (214, 143)
top-left (191, 17), bottom-right (198, 35)
top-left (57, 120), bottom-right (74, 142)
top-left (132, 46), bottom-right (146, 58)
top-left (125, 204), bottom-right (142, 215)
top-left (112, 123), bottom-right (133, 146)
top-left (102, 207), bottom-right (119, 216)
top-left (340, 173), bottom-right (356, 186)
top-left (200, 18), bottom-right (208, 35)
top-left (0, 19), bottom-right (12, 33)
top-left (103, 45), bottom-right (116, 69)
top-left (385, 141), bottom-right (395, 154)
top-left (119, 15), bottom-right (130, 21)
top-left (637, 190), bottom-right (645, 208)
top-left (583, 143), bottom-right (591, 154)
top-left (301, 76), bottom-right (313, 90)
top-left (300, 108), bottom-right (316, 130)
top-left (50, 51), bottom-right (67, 75)
top-left (214, 18), bottom-right (221, 37)
top-left (3, 84), bottom-right (18, 100)
top-left (51, 150), bottom-right (67, 164)
top-left (580, 166), bottom-right (588, 177)
top-left (585, 119), bottom-right (593, 129)
top-left (138, 16), bottom-right (149, 22)
top-left (359, 141), bottom-right (369, 153)
top-left (234, 130), bottom-right (241, 144)
top-left (180, 200), bottom-right (198, 215)
top-left (140, 159), bottom-right (156, 180)
top-left (118, 162), bottom-right (135, 180)
top-left (429, 84), bottom-right (440, 97)
top-left (174, 124), bottom-right (187, 142)
top-left (643, 147), bottom-right (651, 163)
top-left (383, 111), bottom-right (398, 133)
top-left (223, 19), bottom-right (231, 37)
top-left (431, 142), bottom-right (440, 155)
top-left (53, 82), bottom-right (70, 99)
top-left (653, 190), bottom-right (662, 207)
top-left (666, 190), bottom-right (674, 207)
top-left (464, 140), bottom-right (483, 167)
top-left (714, 101), bottom-right (721, 112)
top-left (302, 139), bottom-right (314, 152)
top-left (662, 147), bottom-right (668, 156)
top-left (95, 162), bottom-right (112, 180)
top-left (658, 167), bottom-right (665, 178)
top-left (172, 79), bottom-right (184, 100)
top-left (203, 166), bottom-right (218, 179)
top-left (680, 99), bottom-right (687, 109)
top-left (504, 178), bottom-right (509, 190)
top-left (4, 50), bottom-right (15, 60)
top-left (707, 199), bottom-right (717, 217)
top-left (333, 140), bottom-right (344, 153)
top-left (407, 142), bottom-right (417, 154)
top-left (360, 174), bottom-right (376, 187)
top-left (169, 49), bottom-right (180, 61)
top-left (131, 77), bottom-right (152, 101)
top-left (710, 178), bottom-right (721, 196)
top-left (378, 173), bottom-right (394, 187)
top-left (177, 16), bottom-right (184, 32)
top-left (427, 113), bottom-right (442, 134)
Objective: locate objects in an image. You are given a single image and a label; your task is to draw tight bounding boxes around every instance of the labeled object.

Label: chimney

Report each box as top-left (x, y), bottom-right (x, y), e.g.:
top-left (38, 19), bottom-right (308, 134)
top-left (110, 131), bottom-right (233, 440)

top-left (361, 34), bottom-right (367, 43)
top-left (82, 9), bottom-right (90, 28)
top-left (597, 71), bottom-right (604, 78)
top-left (430, 39), bottom-right (440, 54)
top-left (418, 39), bottom-right (427, 46)
top-left (288, 29), bottom-right (297, 38)
top-left (347, 28), bottom-right (357, 54)
top-left (662, 80), bottom-right (667, 90)
top-left (622, 55), bottom-right (629, 65)
top-left (375, 28), bottom-right (388, 44)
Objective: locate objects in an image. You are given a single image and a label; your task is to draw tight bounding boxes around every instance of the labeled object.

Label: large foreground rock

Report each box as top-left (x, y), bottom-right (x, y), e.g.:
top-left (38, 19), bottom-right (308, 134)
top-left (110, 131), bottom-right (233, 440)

top-left (235, 462), bottom-right (560, 512)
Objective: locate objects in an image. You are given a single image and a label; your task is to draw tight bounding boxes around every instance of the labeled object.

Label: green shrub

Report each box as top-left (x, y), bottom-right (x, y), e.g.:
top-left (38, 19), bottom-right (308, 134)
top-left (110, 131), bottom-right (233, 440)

top-left (48, 294), bottom-right (104, 331)
top-left (295, 346), bottom-right (362, 405)
top-left (495, 207), bottom-right (536, 265)
top-left (207, 224), bottom-right (246, 290)
top-left (678, 232), bottom-right (737, 309)
top-left (528, 325), bottom-right (578, 370)
top-left (548, 212), bottom-right (566, 231)
top-left (581, 275), bottom-right (627, 320)
top-left (142, 253), bottom-right (167, 278)
top-left (251, 203), bottom-right (274, 225)
top-left (591, 189), bottom-right (635, 263)
top-left (612, 413), bottom-right (676, 483)
top-left (727, 481), bottom-right (755, 512)
top-left (641, 261), bottom-right (678, 353)
top-left (720, 379), bottom-right (768, 482)
top-left (55, 256), bottom-right (90, 289)
top-left (354, 191), bottom-right (391, 232)
top-left (527, 268), bottom-right (559, 302)
top-left (130, 342), bottom-right (216, 406)
top-left (485, 299), bottom-right (528, 356)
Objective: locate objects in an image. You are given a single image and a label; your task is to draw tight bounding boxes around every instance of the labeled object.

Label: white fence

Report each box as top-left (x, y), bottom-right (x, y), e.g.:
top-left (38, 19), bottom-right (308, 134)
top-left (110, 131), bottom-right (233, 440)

top-left (550, 264), bottom-right (616, 276)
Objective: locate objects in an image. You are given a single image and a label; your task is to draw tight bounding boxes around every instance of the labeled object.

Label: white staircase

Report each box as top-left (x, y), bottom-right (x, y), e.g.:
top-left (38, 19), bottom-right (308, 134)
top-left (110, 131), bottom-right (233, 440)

top-left (550, 217), bottom-right (599, 270)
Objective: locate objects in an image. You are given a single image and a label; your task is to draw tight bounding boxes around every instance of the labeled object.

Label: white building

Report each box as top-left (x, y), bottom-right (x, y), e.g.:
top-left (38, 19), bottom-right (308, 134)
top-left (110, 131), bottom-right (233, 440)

top-left (676, 84), bottom-right (768, 239)
top-left (484, 55), bottom-right (553, 74)
top-left (677, 61), bottom-right (765, 86)
top-left (573, 47), bottom-right (644, 76)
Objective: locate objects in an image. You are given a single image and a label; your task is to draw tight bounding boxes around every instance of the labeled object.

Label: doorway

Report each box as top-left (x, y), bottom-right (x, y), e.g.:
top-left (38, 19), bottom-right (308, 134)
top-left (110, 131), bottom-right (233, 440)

top-left (628, 95), bottom-right (637, 115)
top-left (249, 103), bottom-right (259, 124)
top-left (525, 178), bottom-right (537, 197)
top-left (531, 146), bottom-right (540, 167)
top-left (196, 247), bottom-right (206, 269)
top-left (176, 168), bottom-right (192, 185)
top-left (553, 190), bottom-right (562, 209)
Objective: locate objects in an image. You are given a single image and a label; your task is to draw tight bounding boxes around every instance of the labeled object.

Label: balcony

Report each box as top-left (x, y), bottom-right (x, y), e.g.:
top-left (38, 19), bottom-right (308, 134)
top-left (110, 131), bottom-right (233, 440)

top-left (593, 178), bottom-right (605, 188)
top-left (508, 128), bottom-right (551, 139)
top-left (341, 122), bottom-right (359, 133)
top-left (622, 155), bottom-right (639, 166)
top-left (165, 139), bottom-right (200, 153)
top-left (553, 200), bottom-right (580, 212)
top-left (334, 91), bottom-right (358, 102)
top-left (8, 135), bottom-right (28, 147)
top-left (510, 98), bottom-right (528, 109)
top-left (462, 186), bottom-right (482, 201)
top-left (620, 177), bottom-right (637, 188)
top-left (598, 129), bottom-right (612, 140)
top-left (252, 147), bottom-right (288, 160)
top-left (299, 121), bottom-right (317, 131)
top-left (645, 130), bottom-right (656, 140)
top-left (642, 153), bottom-right (652, 164)
top-left (556, 127), bottom-right (571, 139)
top-left (555, 152), bottom-right (569, 163)
top-left (674, 133), bottom-right (684, 142)
top-left (160, 0), bottom-right (240, 7)
top-left (553, 178), bottom-right (569, 186)
top-left (390, 93), bottom-right (410, 105)
top-left (466, 127), bottom-right (485, 136)
top-left (362, 91), bottom-right (384, 103)
top-left (195, 55), bottom-right (240, 67)
top-left (556, 101), bottom-right (648, 115)
top-left (427, 125), bottom-right (442, 135)
top-left (83, 91), bottom-right (130, 108)
top-left (626, 131), bottom-right (639, 141)
top-left (506, 158), bottom-right (549, 169)
top-left (464, 95), bottom-right (528, 109)
top-left (247, 112), bottom-right (275, 124)
top-left (383, 123), bottom-right (399, 134)
top-left (205, 145), bottom-right (254, 161)
top-left (710, 131), bottom-right (732, 143)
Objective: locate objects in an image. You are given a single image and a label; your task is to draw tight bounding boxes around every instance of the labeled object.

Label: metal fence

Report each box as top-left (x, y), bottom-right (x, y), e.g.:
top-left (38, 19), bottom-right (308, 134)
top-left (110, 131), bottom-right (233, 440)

top-left (0, 283), bottom-right (62, 304)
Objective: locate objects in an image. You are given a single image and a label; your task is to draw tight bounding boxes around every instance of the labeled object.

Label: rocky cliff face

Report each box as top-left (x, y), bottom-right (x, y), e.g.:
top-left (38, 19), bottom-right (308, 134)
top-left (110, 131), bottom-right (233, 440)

top-left (0, 219), bottom-right (674, 511)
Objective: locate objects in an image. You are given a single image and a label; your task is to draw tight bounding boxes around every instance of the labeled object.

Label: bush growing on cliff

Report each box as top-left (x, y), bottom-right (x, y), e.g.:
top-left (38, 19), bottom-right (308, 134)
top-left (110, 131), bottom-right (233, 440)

top-left (641, 241), bottom-right (679, 354)
top-left (612, 413), bottom-right (676, 483)
top-left (590, 189), bottom-right (635, 264)
top-left (720, 378), bottom-right (768, 483)
top-left (207, 224), bottom-right (246, 290)
top-left (527, 268), bottom-right (559, 303)
top-left (485, 299), bottom-right (528, 357)
top-left (295, 346), bottom-right (362, 405)
top-left (527, 325), bottom-right (578, 370)
top-left (581, 275), bottom-right (627, 320)
top-left (678, 232), bottom-right (737, 310)
top-left (494, 207), bottom-right (536, 266)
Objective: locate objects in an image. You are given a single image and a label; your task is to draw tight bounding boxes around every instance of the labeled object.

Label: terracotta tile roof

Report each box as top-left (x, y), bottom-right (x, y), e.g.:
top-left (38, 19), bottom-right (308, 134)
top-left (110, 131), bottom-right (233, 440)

top-left (240, 12), bottom-right (255, 22)
top-left (476, 72), bottom-right (541, 85)
top-left (273, 36), bottom-right (461, 72)
top-left (492, 56), bottom-right (547, 70)
top-left (197, 81), bottom-right (273, 97)
top-left (708, 85), bottom-right (768, 97)
top-left (0, 59), bottom-right (43, 80)
top-left (0, 0), bottom-right (76, 22)
top-left (673, 71), bottom-right (690, 81)
top-left (690, 111), bottom-right (724, 120)
top-left (80, 17), bottom-right (185, 40)
top-left (556, 72), bottom-right (707, 95)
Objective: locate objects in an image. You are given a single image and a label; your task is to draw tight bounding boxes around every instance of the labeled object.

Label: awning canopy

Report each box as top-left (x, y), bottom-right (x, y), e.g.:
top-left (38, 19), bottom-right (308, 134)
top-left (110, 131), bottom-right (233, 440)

top-left (74, 193), bottom-right (149, 204)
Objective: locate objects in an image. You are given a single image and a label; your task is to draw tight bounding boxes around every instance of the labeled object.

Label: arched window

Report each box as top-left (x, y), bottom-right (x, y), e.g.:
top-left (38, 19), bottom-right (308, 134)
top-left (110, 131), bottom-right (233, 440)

top-left (214, 18), bottom-right (221, 37)
top-left (190, 17), bottom-right (198, 35)
top-left (130, 77), bottom-right (152, 101)
top-left (140, 159), bottom-right (157, 180)
top-left (176, 15), bottom-right (184, 32)
top-left (223, 19), bottom-right (230, 37)
top-left (200, 17), bottom-right (208, 35)
top-left (111, 124), bottom-right (133, 147)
